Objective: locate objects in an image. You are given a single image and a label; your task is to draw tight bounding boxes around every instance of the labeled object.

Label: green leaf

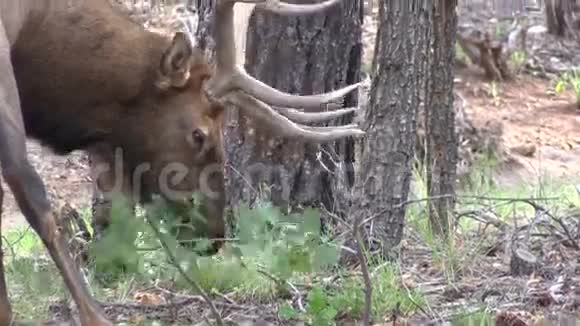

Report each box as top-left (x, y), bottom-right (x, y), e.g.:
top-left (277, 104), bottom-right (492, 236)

top-left (307, 287), bottom-right (329, 314)
top-left (301, 208), bottom-right (321, 235)
top-left (312, 243), bottom-right (339, 271)
top-left (271, 249), bottom-right (293, 279)
top-left (237, 204), bottom-right (263, 243)
top-left (192, 238), bottom-right (213, 252)
top-left (312, 306), bottom-right (338, 326)
top-left (278, 303), bottom-right (298, 320)
top-left (288, 244), bottom-right (312, 273)
top-left (555, 80), bottom-right (567, 94)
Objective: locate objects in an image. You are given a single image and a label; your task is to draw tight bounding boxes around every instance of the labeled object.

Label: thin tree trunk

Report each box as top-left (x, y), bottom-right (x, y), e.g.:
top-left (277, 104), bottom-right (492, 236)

top-left (424, 0), bottom-right (459, 236)
top-left (352, 1), bottom-right (428, 257)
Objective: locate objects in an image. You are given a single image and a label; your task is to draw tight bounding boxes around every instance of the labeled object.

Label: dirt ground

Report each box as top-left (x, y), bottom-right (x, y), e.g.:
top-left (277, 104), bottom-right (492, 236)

top-left (455, 67), bottom-right (580, 188)
top-left (0, 144), bottom-right (92, 229)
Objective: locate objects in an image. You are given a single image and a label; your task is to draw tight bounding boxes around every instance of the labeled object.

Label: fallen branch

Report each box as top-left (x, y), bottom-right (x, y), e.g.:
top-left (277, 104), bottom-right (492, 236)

top-left (361, 194), bottom-right (560, 226)
top-left (520, 200), bottom-right (580, 250)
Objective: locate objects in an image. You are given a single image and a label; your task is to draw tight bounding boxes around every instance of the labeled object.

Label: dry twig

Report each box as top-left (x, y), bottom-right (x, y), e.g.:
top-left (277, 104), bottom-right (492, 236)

top-left (353, 211), bottom-right (372, 325)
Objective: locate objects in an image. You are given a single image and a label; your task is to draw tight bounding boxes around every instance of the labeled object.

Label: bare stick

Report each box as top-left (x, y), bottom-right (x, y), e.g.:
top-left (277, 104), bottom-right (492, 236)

top-left (353, 212), bottom-right (372, 325)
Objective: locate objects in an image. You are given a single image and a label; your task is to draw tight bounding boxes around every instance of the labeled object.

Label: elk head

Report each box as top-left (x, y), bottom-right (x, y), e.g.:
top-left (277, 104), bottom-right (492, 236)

top-left (91, 0), bottom-right (364, 253)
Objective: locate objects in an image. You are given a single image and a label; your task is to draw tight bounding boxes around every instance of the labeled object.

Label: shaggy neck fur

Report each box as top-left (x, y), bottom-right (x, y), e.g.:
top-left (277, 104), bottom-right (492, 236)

top-left (10, 0), bottom-right (171, 154)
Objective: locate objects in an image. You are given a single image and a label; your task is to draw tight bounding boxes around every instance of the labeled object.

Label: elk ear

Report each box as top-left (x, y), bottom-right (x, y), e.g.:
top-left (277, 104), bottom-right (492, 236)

top-left (156, 32), bottom-right (194, 90)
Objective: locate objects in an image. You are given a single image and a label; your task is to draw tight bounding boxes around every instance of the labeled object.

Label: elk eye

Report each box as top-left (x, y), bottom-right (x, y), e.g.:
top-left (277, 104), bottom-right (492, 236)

top-left (189, 128), bottom-right (206, 148)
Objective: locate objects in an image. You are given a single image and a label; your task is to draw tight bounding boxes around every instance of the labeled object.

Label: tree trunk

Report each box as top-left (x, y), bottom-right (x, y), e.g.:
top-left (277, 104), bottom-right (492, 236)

top-left (193, 0), bottom-right (216, 58)
top-left (424, 0), bottom-right (459, 237)
top-left (493, 0), bottom-right (526, 16)
top-left (351, 1), bottom-right (428, 257)
top-left (223, 1), bottom-right (363, 217)
top-left (545, 0), bottom-right (576, 36)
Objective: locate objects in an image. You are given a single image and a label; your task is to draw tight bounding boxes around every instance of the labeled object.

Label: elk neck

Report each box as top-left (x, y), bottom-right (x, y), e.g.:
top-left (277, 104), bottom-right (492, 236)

top-left (9, 0), bottom-right (172, 155)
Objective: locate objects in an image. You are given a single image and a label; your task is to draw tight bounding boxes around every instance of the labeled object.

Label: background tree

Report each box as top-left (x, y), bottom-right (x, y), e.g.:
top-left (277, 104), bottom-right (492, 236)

top-left (352, 0), bottom-right (430, 257)
top-left (193, 0), bottom-right (217, 57)
top-left (424, 0), bottom-right (459, 236)
top-left (545, 0), bottom-right (577, 36)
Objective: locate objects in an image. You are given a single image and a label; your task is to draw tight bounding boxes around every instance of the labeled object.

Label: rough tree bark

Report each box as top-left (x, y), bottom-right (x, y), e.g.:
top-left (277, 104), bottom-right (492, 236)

top-left (424, 0), bottom-right (459, 237)
top-left (193, 0), bottom-right (216, 58)
top-left (545, 0), bottom-right (577, 36)
top-left (352, 1), bottom-right (429, 257)
top-left (222, 1), bottom-right (363, 217)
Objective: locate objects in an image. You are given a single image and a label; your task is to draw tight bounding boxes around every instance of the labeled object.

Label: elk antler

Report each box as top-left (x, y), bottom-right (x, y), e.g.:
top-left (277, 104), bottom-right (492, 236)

top-left (205, 0), bottom-right (365, 142)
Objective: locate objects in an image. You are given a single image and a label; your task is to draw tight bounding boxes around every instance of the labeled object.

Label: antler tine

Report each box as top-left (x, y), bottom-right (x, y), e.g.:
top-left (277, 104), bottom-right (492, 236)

top-left (276, 107), bottom-right (358, 124)
top-left (232, 70), bottom-right (362, 110)
top-left (225, 91), bottom-right (365, 142)
top-left (230, 0), bottom-right (361, 109)
top-left (210, 0), bottom-right (360, 96)
top-left (212, 0), bottom-right (241, 74)
top-left (208, 0), bottom-right (365, 142)
top-left (214, 0), bottom-right (343, 69)
top-left (254, 0), bottom-right (343, 15)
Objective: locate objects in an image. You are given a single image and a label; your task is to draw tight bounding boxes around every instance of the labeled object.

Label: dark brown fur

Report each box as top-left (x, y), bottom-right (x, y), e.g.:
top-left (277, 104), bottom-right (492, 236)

top-left (11, 0), bottom-right (226, 246)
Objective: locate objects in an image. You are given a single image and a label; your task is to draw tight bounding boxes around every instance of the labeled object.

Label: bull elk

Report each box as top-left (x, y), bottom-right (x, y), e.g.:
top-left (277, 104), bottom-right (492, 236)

top-left (0, 0), bottom-right (363, 324)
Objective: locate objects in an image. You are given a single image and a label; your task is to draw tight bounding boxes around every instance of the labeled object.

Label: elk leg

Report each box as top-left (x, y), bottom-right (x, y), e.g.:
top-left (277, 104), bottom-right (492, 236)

top-left (0, 182), bottom-right (13, 326)
top-left (0, 158), bottom-right (112, 326)
top-left (0, 31), bottom-right (110, 326)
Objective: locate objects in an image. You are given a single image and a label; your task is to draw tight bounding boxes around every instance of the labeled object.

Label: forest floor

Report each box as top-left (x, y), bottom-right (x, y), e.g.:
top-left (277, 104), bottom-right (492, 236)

top-left (2, 53), bottom-right (579, 326)
top-left (1, 2), bottom-right (580, 326)
top-left (455, 66), bottom-right (580, 188)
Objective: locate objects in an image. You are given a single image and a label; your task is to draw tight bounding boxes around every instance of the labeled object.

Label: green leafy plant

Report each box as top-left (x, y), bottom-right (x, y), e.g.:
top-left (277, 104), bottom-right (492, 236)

top-left (278, 263), bottom-right (425, 324)
top-left (87, 194), bottom-right (210, 285)
top-left (88, 196), bottom-right (148, 283)
top-left (486, 81), bottom-right (501, 106)
top-left (509, 50), bottom-right (527, 74)
top-left (555, 69), bottom-right (580, 108)
top-left (279, 286), bottom-right (338, 326)
top-left (231, 203), bottom-right (340, 281)
top-left (305, 287), bottom-right (339, 326)
top-left (88, 196), bottom-right (340, 298)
